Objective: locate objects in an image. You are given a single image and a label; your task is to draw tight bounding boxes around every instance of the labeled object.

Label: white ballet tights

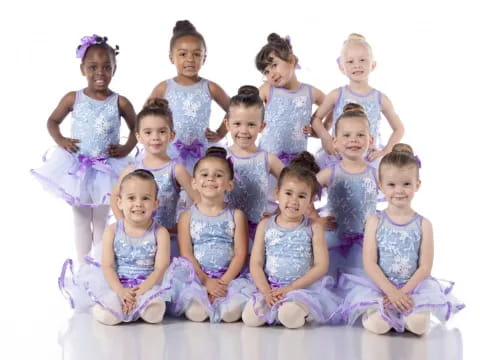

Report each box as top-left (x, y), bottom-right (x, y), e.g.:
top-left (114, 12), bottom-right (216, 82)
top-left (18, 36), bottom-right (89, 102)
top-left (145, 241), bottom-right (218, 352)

top-left (185, 300), bottom-right (209, 322)
top-left (72, 205), bottom-right (109, 262)
top-left (140, 298), bottom-right (166, 324)
top-left (405, 312), bottom-right (430, 335)
top-left (242, 299), bottom-right (266, 327)
top-left (92, 304), bottom-right (122, 326)
top-left (277, 302), bottom-right (309, 329)
top-left (362, 309), bottom-right (430, 335)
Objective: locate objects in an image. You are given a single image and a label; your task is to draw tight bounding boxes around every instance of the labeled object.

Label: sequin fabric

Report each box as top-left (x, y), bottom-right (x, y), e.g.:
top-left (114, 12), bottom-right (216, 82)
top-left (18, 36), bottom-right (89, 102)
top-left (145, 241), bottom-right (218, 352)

top-left (226, 150), bottom-right (269, 224)
top-left (259, 84), bottom-right (312, 155)
top-left (376, 211), bottom-right (423, 285)
top-left (264, 215), bottom-right (313, 284)
top-left (71, 90), bottom-right (120, 157)
top-left (333, 86), bottom-right (382, 147)
top-left (135, 161), bottom-right (180, 229)
top-left (114, 220), bottom-right (158, 279)
top-left (190, 205), bottom-right (235, 271)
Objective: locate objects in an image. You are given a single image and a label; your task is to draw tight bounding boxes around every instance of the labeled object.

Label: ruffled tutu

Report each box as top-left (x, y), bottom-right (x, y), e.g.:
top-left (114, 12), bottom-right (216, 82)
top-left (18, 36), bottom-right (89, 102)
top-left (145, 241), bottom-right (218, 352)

top-left (167, 257), bottom-right (256, 323)
top-left (250, 275), bottom-right (342, 325)
top-left (58, 257), bottom-right (179, 322)
top-left (31, 147), bottom-right (131, 207)
top-left (338, 273), bottom-right (465, 332)
top-left (325, 230), bottom-right (364, 282)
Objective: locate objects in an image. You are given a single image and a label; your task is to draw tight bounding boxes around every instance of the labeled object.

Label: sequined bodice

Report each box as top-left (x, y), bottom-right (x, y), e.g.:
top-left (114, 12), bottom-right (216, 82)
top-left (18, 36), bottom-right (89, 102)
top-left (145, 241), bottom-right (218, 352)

top-left (165, 78), bottom-right (212, 149)
top-left (135, 161), bottom-right (180, 228)
top-left (264, 216), bottom-right (313, 284)
top-left (333, 86), bottom-right (382, 146)
top-left (260, 84), bottom-right (312, 155)
top-left (377, 211), bottom-right (423, 285)
top-left (327, 164), bottom-right (378, 235)
top-left (226, 150), bottom-right (269, 224)
top-left (71, 90), bottom-right (120, 157)
top-left (114, 221), bottom-right (157, 278)
top-left (190, 205), bottom-right (235, 271)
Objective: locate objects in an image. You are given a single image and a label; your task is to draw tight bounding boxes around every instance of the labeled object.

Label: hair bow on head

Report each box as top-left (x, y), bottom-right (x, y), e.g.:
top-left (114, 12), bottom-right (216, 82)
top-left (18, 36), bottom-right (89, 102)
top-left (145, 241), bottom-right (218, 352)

top-left (76, 34), bottom-right (101, 59)
top-left (413, 155), bottom-right (422, 168)
top-left (285, 35), bottom-right (301, 70)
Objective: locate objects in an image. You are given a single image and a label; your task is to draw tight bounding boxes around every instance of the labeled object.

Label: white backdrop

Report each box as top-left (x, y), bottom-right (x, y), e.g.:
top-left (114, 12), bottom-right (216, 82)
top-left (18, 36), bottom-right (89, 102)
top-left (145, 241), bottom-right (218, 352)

top-left (1, 0), bottom-right (478, 358)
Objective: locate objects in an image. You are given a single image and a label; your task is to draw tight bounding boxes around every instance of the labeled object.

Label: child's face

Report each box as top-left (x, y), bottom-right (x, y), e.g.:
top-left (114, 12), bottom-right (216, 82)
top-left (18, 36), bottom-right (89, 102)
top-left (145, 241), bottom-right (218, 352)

top-left (262, 52), bottom-right (295, 88)
top-left (333, 117), bottom-right (372, 160)
top-left (136, 115), bottom-right (175, 156)
top-left (80, 47), bottom-right (115, 93)
top-left (380, 165), bottom-right (420, 209)
top-left (226, 105), bottom-right (265, 150)
top-left (192, 158), bottom-right (233, 198)
top-left (276, 176), bottom-right (313, 221)
top-left (340, 43), bottom-right (375, 82)
top-left (118, 178), bottom-right (159, 224)
top-left (170, 35), bottom-right (206, 78)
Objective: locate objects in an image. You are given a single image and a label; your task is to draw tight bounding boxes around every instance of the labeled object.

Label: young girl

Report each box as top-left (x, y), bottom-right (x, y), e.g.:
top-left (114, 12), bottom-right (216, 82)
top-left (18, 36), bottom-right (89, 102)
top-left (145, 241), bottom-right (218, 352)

top-left (340, 144), bottom-right (464, 335)
top-left (311, 33), bottom-right (404, 167)
top-left (149, 20), bottom-right (230, 173)
top-left (169, 147), bottom-right (255, 323)
top-left (224, 85), bottom-right (284, 243)
top-left (59, 170), bottom-right (176, 325)
top-left (31, 34), bottom-right (137, 262)
top-left (255, 33), bottom-right (327, 164)
top-left (316, 103), bottom-right (378, 280)
top-left (110, 98), bottom-right (200, 256)
top-left (242, 154), bottom-right (341, 329)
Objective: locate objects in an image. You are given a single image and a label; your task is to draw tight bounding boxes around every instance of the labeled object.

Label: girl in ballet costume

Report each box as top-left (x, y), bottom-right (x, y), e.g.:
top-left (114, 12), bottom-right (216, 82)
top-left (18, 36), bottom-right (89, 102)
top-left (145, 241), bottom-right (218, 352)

top-left (339, 144), bottom-right (464, 335)
top-left (311, 33), bottom-right (404, 167)
top-left (170, 147), bottom-right (255, 323)
top-left (316, 103), bottom-right (378, 280)
top-left (110, 98), bottom-right (200, 256)
top-left (242, 154), bottom-right (341, 329)
top-left (31, 34), bottom-right (136, 262)
top-left (59, 170), bottom-right (178, 325)
top-left (224, 85), bottom-right (284, 243)
top-left (149, 20), bottom-right (230, 173)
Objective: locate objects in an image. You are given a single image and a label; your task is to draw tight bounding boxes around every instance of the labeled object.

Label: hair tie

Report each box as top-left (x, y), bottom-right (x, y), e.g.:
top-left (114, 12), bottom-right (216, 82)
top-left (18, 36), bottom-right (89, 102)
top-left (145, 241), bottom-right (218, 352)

top-left (413, 155), bottom-right (422, 168)
top-left (285, 35), bottom-right (301, 70)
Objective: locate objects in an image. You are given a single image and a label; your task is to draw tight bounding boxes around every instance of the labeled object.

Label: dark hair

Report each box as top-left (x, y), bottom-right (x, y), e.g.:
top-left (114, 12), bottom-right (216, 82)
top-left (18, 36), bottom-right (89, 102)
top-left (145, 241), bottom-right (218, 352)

top-left (169, 20), bottom-right (207, 53)
top-left (379, 143), bottom-right (420, 181)
top-left (227, 85), bottom-right (265, 121)
top-left (120, 169), bottom-right (159, 198)
top-left (255, 33), bottom-right (297, 73)
top-left (334, 103), bottom-right (370, 135)
top-left (193, 146), bottom-right (234, 180)
top-left (77, 35), bottom-right (119, 62)
top-left (278, 151), bottom-right (319, 198)
top-left (136, 98), bottom-right (174, 132)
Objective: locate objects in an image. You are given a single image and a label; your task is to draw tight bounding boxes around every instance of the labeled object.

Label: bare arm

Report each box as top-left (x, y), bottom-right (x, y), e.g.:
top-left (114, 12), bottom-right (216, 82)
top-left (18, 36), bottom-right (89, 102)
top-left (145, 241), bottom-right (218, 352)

top-left (220, 209), bottom-right (248, 284)
top-left (110, 164), bottom-right (135, 220)
top-left (258, 83), bottom-right (270, 103)
top-left (316, 167), bottom-right (332, 188)
top-left (101, 224), bottom-right (125, 294)
top-left (267, 152), bottom-right (284, 179)
top-left (174, 163), bottom-right (201, 204)
top-left (109, 95), bottom-right (137, 158)
top-left (148, 81), bottom-right (167, 102)
top-left (311, 89), bottom-right (339, 141)
top-left (206, 81), bottom-right (230, 141)
top-left (47, 91), bottom-right (79, 152)
top-left (311, 86), bottom-right (326, 106)
top-left (249, 219), bottom-right (271, 294)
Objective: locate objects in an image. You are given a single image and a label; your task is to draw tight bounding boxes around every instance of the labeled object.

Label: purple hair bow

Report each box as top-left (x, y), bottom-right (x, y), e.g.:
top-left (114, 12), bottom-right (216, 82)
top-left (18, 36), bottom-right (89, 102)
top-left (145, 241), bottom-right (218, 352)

top-left (414, 155), bottom-right (422, 168)
top-left (285, 35), bottom-right (301, 70)
top-left (76, 34), bottom-right (101, 59)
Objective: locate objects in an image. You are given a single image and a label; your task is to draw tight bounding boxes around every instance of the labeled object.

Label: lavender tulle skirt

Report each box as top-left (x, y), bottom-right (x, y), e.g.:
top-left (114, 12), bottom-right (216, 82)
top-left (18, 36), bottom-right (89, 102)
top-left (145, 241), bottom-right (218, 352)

top-left (167, 257), bottom-right (256, 323)
top-left (31, 147), bottom-right (131, 207)
top-left (250, 275), bottom-right (342, 325)
top-left (58, 257), bottom-right (179, 322)
top-left (325, 230), bottom-right (364, 283)
top-left (338, 273), bottom-right (465, 332)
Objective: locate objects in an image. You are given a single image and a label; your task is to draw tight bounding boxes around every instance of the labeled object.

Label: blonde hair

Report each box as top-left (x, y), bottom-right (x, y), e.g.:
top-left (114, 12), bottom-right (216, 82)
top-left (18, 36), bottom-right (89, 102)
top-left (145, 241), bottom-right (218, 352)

top-left (379, 143), bottom-right (420, 181)
top-left (340, 33), bottom-right (374, 62)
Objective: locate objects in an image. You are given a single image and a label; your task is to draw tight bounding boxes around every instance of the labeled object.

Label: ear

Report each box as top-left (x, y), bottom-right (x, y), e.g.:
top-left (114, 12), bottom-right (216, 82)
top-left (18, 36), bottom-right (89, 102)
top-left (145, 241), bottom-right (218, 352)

top-left (191, 177), bottom-right (199, 191)
top-left (116, 195), bottom-right (123, 213)
top-left (368, 134), bottom-right (374, 149)
top-left (274, 186), bottom-right (280, 201)
top-left (135, 131), bottom-right (141, 142)
top-left (169, 130), bottom-right (176, 142)
top-left (259, 121), bottom-right (266, 132)
top-left (371, 60), bottom-right (377, 72)
top-left (332, 136), bottom-right (339, 149)
top-left (226, 178), bottom-right (234, 192)
top-left (153, 198), bottom-right (160, 209)
top-left (112, 64), bottom-right (117, 76)
top-left (80, 63), bottom-right (86, 76)
top-left (416, 179), bottom-right (421, 191)
top-left (224, 117), bottom-right (230, 131)
top-left (169, 52), bottom-right (174, 64)
top-left (338, 61), bottom-right (345, 74)
top-left (202, 53), bottom-right (207, 65)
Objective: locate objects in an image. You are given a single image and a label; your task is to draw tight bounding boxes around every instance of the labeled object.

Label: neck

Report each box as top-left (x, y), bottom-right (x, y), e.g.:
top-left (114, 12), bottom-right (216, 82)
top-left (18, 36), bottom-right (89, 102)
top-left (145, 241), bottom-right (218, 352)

top-left (340, 157), bottom-right (368, 172)
top-left (276, 213), bottom-right (303, 228)
top-left (385, 205), bottom-right (415, 219)
top-left (84, 87), bottom-right (112, 100)
top-left (229, 143), bottom-right (258, 157)
top-left (283, 75), bottom-right (301, 91)
top-left (123, 218), bottom-right (152, 235)
top-left (196, 198), bottom-right (228, 216)
top-left (347, 80), bottom-right (372, 94)
top-left (174, 74), bottom-right (201, 85)
top-left (143, 152), bottom-right (171, 168)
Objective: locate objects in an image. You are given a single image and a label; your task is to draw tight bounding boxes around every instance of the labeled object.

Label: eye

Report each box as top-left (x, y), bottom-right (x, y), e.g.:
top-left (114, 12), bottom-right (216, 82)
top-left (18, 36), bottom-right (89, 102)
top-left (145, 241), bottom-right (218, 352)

top-left (285, 190), bottom-right (292, 196)
top-left (128, 195), bottom-right (135, 200)
top-left (358, 133), bottom-right (365, 137)
top-left (404, 182), bottom-right (411, 186)
top-left (104, 65), bottom-right (112, 71)
top-left (248, 122), bottom-right (257, 127)
top-left (142, 196), bottom-right (150, 200)
top-left (89, 65), bottom-right (97, 71)
top-left (160, 130), bottom-right (167, 134)
top-left (299, 194), bottom-right (306, 199)
top-left (263, 69), bottom-right (269, 76)
top-left (216, 173), bottom-right (224, 178)
top-left (144, 130), bottom-right (151, 135)
top-left (233, 122), bottom-right (240, 127)
top-left (387, 183), bottom-right (395, 187)
top-left (347, 60), bottom-right (353, 64)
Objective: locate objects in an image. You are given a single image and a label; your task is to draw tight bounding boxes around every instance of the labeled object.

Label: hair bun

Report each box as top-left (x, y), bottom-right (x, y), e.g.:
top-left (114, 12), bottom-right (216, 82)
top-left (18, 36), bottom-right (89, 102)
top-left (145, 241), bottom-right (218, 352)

top-left (290, 151), bottom-right (320, 174)
top-left (173, 20), bottom-right (196, 34)
top-left (342, 103), bottom-right (366, 115)
top-left (237, 85), bottom-right (259, 97)
top-left (144, 98), bottom-right (169, 111)
top-left (391, 143), bottom-right (414, 154)
top-left (205, 146), bottom-right (227, 159)
top-left (347, 33), bottom-right (366, 41)
top-left (267, 33), bottom-right (282, 43)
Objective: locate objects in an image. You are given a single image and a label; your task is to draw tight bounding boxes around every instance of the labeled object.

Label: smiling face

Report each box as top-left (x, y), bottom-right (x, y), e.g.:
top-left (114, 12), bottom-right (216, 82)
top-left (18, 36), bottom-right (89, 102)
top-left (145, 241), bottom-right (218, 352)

top-left (379, 164), bottom-right (420, 210)
top-left (192, 157), bottom-right (234, 199)
top-left (169, 35), bottom-right (206, 80)
top-left (136, 115), bottom-right (175, 156)
top-left (340, 43), bottom-right (375, 82)
top-left (262, 52), bottom-right (296, 89)
top-left (226, 105), bottom-right (265, 151)
top-left (334, 116), bottom-right (372, 161)
top-left (80, 47), bottom-right (115, 95)
top-left (276, 176), bottom-right (313, 222)
top-left (118, 177), bottom-right (159, 224)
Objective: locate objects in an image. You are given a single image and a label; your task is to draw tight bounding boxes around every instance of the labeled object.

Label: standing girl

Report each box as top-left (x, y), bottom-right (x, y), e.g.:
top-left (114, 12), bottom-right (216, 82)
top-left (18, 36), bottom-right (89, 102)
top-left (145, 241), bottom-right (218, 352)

top-left (59, 170), bottom-right (176, 325)
top-left (149, 20), bottom-right (230, 173)
top-left (316, 103), bottom-right (378, 280)
top-left (170, 147), bottom-right (255, 323)
top-left (110, 98), bottom-right (200, 256)
top-left (340, 144), bottom-right (464, 335)
top-left (312, 33), bottom-right (404, 166)
top-left (242, 154), bottom-right (340, 329)
top-left (224, 85), bottom-right (284, 243)
top-left (31, 34), bottom-right (136, 262)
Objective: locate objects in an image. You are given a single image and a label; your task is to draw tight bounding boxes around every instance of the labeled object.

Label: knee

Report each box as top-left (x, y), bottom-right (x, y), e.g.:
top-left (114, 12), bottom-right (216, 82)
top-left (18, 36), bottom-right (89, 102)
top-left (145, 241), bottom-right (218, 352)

top-left (406, 312), bottom-right (430, 336)
top-left (278, 302), bottom-right (308, 329)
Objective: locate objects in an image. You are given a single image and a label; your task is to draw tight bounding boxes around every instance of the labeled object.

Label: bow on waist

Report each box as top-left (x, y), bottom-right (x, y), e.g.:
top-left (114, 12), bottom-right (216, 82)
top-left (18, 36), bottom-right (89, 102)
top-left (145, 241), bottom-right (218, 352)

top-left (202, 267), bottom-right (227, 279)
top-left (278, 152), bottom-right (299, 165)
top-left (69, 154), bottom-right (115, 179)
top-left (330, 233), bottom-right (364, 258)
top-left (267, 275), bottom-right (289, 289)
top-left (174, 139), bottom-right (204, 161)
top-left (118, 274), bottom-right (148, 288)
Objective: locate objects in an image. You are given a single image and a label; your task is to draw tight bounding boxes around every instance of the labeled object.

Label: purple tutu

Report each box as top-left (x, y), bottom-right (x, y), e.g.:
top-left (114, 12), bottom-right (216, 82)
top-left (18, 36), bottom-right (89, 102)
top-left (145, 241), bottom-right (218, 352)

top-left (250, 275), bottom-right (342, 325)
top-left (168, 257), bottom-right (256, 323)
top-left (58, 257), bottom-right (179, 322)
top-left (31, 147), bottom-right (131, 207)
top-left (338, 273), bottom-right (465, 332)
